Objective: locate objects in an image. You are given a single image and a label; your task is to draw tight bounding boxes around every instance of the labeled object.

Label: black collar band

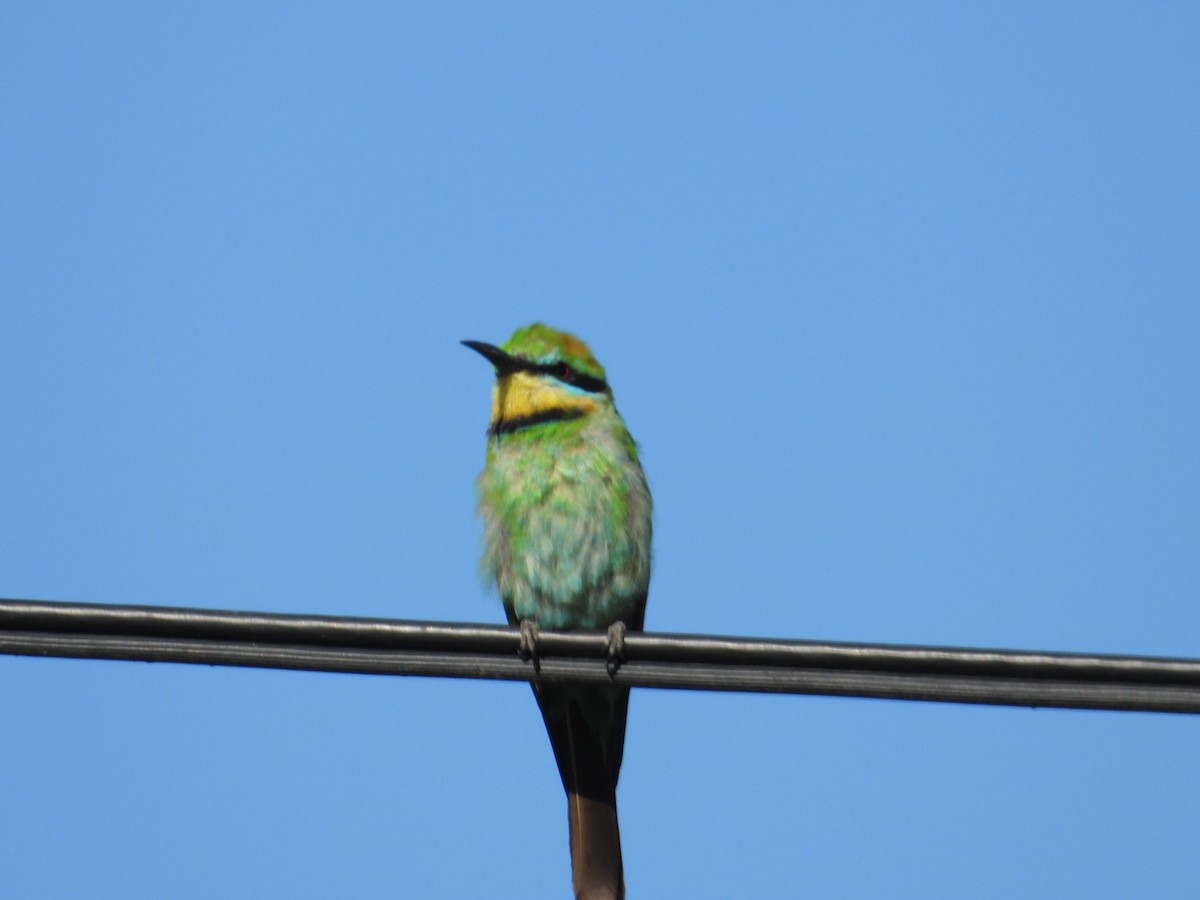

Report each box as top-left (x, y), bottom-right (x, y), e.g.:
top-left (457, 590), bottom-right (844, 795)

top-left (489, 406), bottom-right (587, 437)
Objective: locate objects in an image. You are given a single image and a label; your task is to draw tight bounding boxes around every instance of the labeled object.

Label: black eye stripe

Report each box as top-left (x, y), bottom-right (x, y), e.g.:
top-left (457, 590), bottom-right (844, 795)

top-left (532, 362), bottom-right (608, 394)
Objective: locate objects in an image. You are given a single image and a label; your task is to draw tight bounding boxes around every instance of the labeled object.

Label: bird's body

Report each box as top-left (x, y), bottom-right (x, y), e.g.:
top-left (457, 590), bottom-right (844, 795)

top-left (465, 324), bottom-right (651, 900)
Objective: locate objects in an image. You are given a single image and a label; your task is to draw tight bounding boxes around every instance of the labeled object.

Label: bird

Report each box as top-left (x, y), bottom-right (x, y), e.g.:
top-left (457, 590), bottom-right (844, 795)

top-left (463, 323), bottom-right (652, 900)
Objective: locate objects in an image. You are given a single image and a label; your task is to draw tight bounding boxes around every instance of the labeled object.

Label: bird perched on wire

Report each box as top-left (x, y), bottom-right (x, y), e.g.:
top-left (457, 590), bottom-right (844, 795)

top-left (464, 324), bottom-right (652, 900)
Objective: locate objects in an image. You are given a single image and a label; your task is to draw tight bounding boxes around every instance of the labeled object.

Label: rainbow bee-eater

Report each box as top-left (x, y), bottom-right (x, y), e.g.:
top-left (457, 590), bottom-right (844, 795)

top-left (464, 324), bottom-right (652, 900)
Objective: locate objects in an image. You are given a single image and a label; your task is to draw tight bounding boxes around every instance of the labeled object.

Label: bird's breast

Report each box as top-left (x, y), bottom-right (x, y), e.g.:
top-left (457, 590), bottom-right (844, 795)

top-left (477, 421), bottom-right (651, 630)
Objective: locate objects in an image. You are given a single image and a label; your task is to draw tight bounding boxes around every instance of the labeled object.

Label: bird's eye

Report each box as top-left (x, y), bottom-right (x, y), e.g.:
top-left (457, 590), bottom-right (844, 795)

top-left (558, 364), bottom-right (574, 383)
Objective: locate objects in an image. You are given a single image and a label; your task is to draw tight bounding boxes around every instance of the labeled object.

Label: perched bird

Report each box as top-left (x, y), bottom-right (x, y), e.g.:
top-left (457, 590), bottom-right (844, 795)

top-left (464, 324), bottom-right (652, 900)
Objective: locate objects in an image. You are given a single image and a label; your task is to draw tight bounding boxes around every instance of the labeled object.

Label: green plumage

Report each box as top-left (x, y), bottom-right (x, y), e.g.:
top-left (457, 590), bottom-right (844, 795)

top-left (473, 324), bottom-right (651, 630)
top-left (464, 324), bottom-right (652, 900)
top-left (478, 403), bottom-right (651, 629)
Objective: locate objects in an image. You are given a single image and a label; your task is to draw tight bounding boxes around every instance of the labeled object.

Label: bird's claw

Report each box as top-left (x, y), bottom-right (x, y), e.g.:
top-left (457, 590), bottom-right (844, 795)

top-left (605, 621), bottom-right (628, 677)
top-left (518, 619), bottom-right (541, 674)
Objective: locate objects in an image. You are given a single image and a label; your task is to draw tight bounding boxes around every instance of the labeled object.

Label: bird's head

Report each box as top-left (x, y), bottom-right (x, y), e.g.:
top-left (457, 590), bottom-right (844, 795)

top-left (463, 323), bottom-right (612, 436)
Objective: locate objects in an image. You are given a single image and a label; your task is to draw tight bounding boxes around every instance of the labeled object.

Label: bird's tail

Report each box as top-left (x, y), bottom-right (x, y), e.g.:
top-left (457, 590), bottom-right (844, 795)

top-left (534, 681), bottom-right (630, 900)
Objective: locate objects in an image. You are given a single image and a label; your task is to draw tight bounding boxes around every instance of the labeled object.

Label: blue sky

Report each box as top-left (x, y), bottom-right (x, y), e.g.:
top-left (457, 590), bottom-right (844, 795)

top-left (3, 3), bottom-right (1198, 897)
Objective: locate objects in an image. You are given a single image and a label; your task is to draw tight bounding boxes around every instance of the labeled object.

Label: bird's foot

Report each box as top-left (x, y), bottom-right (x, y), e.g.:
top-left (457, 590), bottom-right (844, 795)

top-left (605, 621), bottom-right (628, 677)
top-left (518, 619), bottom-right (541, 674)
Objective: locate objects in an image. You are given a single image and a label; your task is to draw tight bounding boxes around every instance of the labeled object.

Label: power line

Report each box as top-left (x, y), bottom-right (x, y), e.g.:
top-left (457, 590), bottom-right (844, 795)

top-left (2, 597), bottom-right (1198, 714)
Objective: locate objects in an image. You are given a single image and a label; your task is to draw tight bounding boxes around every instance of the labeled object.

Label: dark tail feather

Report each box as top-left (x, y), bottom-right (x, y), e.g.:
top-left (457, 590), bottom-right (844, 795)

top-left (534, 682), bottom-right (630, 900)
top-left (568, 789), bottom-right (623, 900)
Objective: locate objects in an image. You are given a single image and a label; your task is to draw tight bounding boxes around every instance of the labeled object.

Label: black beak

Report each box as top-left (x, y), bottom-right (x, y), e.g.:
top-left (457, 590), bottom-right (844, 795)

top-left (461, 340), bottom-right (528, 374)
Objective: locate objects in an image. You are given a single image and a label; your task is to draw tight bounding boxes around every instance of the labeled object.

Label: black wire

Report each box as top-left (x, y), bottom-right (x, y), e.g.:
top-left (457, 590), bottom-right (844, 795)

top-left (3, 597), bottom-right (1199, 713)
